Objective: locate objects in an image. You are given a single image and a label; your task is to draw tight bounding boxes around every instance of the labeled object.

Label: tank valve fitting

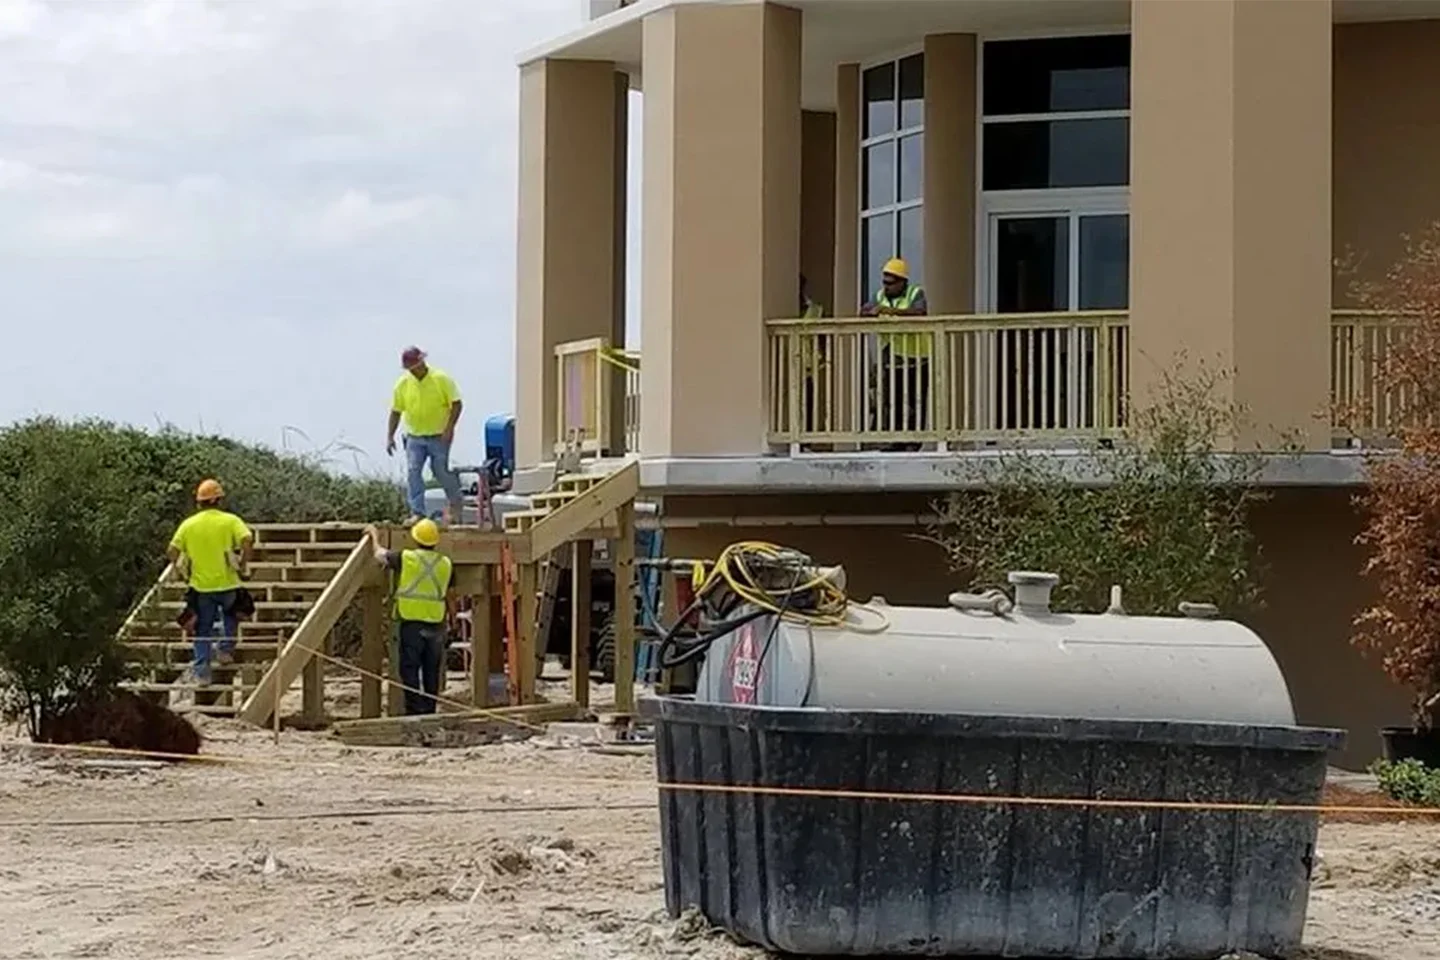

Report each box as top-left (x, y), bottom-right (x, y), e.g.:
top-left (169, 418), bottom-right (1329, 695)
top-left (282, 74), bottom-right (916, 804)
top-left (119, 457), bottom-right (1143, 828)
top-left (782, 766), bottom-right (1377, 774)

top-left (948, 589), bottom-right (1014, 616)
top-left (1178, 601), bottom-right (1220, 619)
top-left (1008, 571), bottom-right (1060, 615)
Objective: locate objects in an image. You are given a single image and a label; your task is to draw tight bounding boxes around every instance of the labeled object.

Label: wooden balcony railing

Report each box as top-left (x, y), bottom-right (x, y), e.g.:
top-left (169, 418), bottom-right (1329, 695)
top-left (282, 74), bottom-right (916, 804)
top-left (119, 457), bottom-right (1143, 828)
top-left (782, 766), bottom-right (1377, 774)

top-left (765, 312), bottom-right (1129, 449)
top-left (554, 337), bottom-right (640, 457)
top-left (1330, 310), bottom-right (1414, 445)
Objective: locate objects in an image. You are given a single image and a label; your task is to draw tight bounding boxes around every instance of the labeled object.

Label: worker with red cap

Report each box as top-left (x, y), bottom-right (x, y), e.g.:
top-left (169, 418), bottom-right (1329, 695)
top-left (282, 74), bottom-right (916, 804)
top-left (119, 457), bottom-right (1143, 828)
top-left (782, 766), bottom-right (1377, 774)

top-left (166, 479), bottom-right (253, 685)
top-left (387, 346), bottom-right (465, 524)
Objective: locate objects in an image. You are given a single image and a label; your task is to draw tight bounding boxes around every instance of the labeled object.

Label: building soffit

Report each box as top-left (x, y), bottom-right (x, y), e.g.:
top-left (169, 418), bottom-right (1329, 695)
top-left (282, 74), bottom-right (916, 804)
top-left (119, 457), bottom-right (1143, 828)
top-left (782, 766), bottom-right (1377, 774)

top-left (519, 0), bottom-right (1440, 111)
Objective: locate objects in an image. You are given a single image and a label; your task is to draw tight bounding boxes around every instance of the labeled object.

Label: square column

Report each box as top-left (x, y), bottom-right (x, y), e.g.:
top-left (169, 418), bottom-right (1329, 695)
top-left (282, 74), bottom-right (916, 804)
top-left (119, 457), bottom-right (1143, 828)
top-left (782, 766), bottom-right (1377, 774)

top-left (833, 63), bottom-right (861, 317)
top-left (801, 110), bottom-right (837, 316)
top-left (923, 34), bottom-right (978, 314)
top-left (640, 2), bottom-right (802, 457)
top-left (1130, 0), bottom-right (1332, 449)
top-left (515, 59), bottom-right (627, 468)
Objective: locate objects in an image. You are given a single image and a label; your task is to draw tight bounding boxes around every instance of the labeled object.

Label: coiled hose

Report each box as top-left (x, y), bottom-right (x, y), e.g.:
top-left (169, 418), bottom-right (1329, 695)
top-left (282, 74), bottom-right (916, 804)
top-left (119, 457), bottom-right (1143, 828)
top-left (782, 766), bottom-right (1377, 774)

top-left (656, 540), bottom-right (889, 669)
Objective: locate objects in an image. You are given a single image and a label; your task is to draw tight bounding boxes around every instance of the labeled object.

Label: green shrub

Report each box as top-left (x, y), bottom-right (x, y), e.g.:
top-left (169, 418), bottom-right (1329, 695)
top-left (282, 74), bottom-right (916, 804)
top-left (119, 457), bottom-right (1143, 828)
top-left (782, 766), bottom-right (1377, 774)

top-left (0, 418), bottom-right (405, 736)
top-left (1370, 758), bottom-right (1440, 807)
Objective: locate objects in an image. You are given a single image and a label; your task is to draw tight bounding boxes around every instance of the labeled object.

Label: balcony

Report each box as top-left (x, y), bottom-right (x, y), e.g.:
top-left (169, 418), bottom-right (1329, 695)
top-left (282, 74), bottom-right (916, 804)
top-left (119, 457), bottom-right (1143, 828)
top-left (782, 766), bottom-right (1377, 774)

top-left (551, 311), bottom-right (1405, 459)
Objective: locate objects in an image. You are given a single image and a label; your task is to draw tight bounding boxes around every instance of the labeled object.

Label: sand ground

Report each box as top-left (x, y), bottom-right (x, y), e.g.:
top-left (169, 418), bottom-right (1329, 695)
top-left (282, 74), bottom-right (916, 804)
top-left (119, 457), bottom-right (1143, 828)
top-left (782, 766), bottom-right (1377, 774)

top-left (1, 685), bottom-right (1437, 960)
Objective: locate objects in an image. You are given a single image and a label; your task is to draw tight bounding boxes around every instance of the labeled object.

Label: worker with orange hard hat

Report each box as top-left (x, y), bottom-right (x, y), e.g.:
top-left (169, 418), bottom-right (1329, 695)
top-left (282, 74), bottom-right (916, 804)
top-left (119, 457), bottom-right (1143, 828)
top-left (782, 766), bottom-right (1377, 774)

top-left (166, 479), bottom-right (254, 686)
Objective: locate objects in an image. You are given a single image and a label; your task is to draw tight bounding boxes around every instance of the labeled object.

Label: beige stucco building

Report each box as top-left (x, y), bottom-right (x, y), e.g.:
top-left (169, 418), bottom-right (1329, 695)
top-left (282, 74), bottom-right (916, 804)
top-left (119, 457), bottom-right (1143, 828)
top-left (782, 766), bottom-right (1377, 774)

top-left (512, 0), bottom-right (1438, 767)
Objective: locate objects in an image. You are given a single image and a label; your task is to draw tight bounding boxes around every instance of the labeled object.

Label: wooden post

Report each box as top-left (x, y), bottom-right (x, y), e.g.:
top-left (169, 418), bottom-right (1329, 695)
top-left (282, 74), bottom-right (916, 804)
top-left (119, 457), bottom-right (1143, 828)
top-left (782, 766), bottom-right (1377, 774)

top-left (570, 540), bottom-right (593, 708)
top-left (386, 625), bottom-right (404, 717)
top-left (471, 565), bottom-right (495, 707)
top-left (613, 503), bottom-right (637, 714)
top-left (360, 587), bottom-right (383, 718)
top-left (301, 630), bottom-right (325, 724)
top-left (516, 562), bottom-right (538, 704)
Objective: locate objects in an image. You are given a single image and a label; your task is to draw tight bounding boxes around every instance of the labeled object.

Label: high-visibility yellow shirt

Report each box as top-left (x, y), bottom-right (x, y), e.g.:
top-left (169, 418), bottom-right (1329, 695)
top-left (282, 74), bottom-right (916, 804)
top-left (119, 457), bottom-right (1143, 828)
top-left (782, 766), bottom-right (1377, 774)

top-left (394, 548), bottom-right (454, 624)
top-left (170, 509), bottom-right (251, 593)
top-left (392, 367), bottom-right (461, 437)
top-left (875, 284), bottom-right (931, 359)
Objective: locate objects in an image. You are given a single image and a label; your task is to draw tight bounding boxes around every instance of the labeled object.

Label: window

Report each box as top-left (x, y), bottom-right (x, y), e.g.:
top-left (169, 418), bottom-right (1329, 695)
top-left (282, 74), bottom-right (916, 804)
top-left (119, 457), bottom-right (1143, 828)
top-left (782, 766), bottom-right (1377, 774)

top-left (981, 36), bottom-right (1130, 192)
top-left (860, 53), bottom-right (924, 300)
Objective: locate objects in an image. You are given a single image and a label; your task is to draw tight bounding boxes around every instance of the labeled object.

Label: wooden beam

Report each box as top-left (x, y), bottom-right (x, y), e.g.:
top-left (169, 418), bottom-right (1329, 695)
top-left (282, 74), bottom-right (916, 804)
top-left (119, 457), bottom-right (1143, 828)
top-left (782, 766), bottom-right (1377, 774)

top-left (516, 563), bottom-right (538, 704)
top-left (329, 700), bottom-right (585, 747)
top-left (470, 565), bottom-right (495, 708)
top-left (238, 538), bottom-right (370, 726)
top-left (377, 525), bottom-right (531, 566)
top-left (302, 632), bottom-right (325, 724)
top-left (528, 461), bottom-right (640, 558)
top-left (359, 587), bottom-right (384, 719)
top-left (570, 540), bottom-right (593, 708)
top-left (613, 503), bottom-right (637, 714)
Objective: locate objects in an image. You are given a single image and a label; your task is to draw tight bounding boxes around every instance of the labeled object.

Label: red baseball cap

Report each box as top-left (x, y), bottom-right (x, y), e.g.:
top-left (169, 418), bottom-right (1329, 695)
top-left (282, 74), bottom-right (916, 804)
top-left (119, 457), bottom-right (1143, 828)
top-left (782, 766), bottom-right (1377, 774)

top-left (400, 346), bottom-right (427, 369)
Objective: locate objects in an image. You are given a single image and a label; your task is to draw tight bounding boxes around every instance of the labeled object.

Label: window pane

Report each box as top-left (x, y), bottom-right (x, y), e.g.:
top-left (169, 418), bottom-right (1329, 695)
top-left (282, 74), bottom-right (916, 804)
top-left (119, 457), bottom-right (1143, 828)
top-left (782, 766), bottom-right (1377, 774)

top-left (863, 62), bottom-right (895, 137)
top-left (863, 141), bottom-right (896, 209)
top-left (983, 35), bottom-right (1130, 115)
top-left (862, 212), bottom-right (895, 299)
top-left (899, 133), bottom-right (923, 202)
top-left (983, 117), bottom-right (1129, 190)
top-left (1079, 214), bottom-right (1129, 310)
top-left (899, 207), bottom-right (924, 287)
top-left (995, 217), bottom-right (1069, 313)
top-left (899, 54), bottom-right (924, 129)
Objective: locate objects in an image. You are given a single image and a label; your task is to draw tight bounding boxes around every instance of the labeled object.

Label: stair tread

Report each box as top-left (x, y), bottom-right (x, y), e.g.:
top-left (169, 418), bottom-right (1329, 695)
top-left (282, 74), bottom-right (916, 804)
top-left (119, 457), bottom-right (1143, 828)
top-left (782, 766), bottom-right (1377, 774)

top-left (122, 681), bottom-right (255, 694)
top-left (154, 600), bottom-right (314, 611)
top-left (159, 581), bottom-right (326, 592)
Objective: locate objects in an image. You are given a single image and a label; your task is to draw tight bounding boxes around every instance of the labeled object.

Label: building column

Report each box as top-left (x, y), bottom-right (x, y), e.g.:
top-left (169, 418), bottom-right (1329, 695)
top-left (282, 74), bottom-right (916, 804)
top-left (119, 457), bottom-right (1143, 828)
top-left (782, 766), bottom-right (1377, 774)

top-left (1130, 0), bottom-right (1332, 449)
top-left (833, 64), bottom-right (860, 317)
top-left (801, 111), bottom-right (837, 316)
top-left (640, 2), bottom-right (802, 457)
top-left (515, 58), bottom-right (627, 469)
top-left (923, 34), bottom-right (978, 315)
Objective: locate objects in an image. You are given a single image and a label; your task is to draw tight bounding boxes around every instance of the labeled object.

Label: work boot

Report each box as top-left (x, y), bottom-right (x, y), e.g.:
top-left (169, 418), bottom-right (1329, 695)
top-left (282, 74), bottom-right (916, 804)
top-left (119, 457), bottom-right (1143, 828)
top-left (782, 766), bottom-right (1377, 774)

top-left (216, 650), bottom-right (235, 667)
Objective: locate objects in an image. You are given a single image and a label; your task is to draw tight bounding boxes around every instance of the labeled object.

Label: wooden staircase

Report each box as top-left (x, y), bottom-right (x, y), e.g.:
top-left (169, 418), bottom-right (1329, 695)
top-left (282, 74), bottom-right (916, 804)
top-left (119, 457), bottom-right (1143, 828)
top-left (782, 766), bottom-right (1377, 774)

top-left (117, 523), bottom-right (368, 717)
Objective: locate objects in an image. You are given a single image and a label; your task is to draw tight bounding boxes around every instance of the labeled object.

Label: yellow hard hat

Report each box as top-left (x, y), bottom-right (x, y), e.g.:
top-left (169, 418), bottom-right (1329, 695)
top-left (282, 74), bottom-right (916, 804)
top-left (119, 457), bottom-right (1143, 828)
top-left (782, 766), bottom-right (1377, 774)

top-left (410, 517), bottom-right (441, 547)
top-left (195, 479), bottom-right (224, 502)
top-left (882, 257), bottom-right (909, 280)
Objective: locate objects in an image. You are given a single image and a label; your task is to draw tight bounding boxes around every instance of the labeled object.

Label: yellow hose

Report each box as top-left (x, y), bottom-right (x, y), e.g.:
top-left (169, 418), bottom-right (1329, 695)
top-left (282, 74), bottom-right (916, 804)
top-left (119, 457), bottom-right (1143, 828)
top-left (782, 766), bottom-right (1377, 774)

top-left (699, 540), bottom-right (890, 634)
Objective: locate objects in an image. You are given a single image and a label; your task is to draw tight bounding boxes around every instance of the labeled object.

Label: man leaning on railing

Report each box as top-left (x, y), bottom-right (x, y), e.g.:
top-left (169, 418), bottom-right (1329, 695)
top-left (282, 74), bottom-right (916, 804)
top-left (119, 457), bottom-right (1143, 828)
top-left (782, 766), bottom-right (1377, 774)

top-left (860, 257), bottom-right (929, 450)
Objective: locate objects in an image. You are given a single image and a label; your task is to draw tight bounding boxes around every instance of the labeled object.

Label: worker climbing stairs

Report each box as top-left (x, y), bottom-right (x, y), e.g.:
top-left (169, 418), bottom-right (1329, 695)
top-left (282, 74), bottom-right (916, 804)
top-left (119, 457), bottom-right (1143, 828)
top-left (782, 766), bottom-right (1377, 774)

top-left (117, 523), bottom-right (368, 716)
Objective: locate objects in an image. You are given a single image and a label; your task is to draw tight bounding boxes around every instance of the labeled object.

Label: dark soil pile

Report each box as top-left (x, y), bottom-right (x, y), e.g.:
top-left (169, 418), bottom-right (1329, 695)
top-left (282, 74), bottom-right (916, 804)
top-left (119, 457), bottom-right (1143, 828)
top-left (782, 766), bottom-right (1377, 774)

top-left (37, 690), bottom-right (202, 758)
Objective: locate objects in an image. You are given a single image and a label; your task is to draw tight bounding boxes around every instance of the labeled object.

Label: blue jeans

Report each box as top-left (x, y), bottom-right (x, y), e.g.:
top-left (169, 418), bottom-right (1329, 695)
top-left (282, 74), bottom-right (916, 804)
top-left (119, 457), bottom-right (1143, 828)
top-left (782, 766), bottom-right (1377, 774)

top-left (405, 435), bottom-right (463, 519)
top-left (193, 589), bottom-right (238, 681)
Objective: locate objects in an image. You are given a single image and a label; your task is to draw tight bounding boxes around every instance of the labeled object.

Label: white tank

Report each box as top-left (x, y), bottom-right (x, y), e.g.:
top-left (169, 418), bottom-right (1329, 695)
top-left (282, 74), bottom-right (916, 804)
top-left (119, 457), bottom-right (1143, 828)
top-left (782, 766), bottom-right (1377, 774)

top-left (694, 571), bottom-right (1298, 727)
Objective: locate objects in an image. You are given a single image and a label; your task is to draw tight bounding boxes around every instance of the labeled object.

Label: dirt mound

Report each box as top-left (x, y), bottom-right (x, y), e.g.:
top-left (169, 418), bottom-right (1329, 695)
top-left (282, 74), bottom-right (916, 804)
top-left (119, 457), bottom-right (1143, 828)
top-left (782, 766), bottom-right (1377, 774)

top-left (37, 690), bottom-right (202, 758)
top-left (1322, 782), bottom-right (1415, 824)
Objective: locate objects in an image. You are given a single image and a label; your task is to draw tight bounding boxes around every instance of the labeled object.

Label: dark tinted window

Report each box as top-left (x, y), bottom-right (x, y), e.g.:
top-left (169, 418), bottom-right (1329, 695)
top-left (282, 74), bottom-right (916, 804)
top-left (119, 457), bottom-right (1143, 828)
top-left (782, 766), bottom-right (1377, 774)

top-left (984, 35), bottom-right (1129, 116)
top-left (983, 117), bottom-right (1129, 190)
top-left (898, 54), bottom-right (924, 129)
top-left (863, 62), bottom-right (895, 137)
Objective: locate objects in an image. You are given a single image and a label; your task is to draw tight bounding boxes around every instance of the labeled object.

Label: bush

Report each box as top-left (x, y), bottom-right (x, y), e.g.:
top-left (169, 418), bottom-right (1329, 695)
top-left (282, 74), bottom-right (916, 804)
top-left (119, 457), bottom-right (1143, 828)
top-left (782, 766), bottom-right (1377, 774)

top-left (1347, 223), bottom-right (1440, 728)
top-left (1371, 758), bottom-right (1440, 807)
top-left (928, 366), bottom-right (1267, 617)
top-left (0, 418), bottom-right (405, 737)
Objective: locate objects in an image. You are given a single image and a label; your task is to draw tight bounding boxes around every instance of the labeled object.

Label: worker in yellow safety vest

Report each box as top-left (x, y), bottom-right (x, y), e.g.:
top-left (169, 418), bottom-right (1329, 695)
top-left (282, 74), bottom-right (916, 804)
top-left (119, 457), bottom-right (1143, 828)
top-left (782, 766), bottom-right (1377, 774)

top-left (799, 274), bottom-right (828, 437)
top-left (366, 518), bottom-right (456, 715)
top-left (860, 257), bottom-right (930, 444)
top-left (167, 479), bottom-right (253, 685)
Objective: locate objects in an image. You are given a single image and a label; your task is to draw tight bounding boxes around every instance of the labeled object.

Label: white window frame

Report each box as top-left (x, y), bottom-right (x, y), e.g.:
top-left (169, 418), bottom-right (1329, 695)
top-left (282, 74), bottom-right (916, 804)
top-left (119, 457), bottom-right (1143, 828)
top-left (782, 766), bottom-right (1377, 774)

top-left (974, 31), bottom-right (1131, 314)
top-left (982, 194), bottom-right (1128, 312)
top-left (859, 49), bottom-right (924, 303)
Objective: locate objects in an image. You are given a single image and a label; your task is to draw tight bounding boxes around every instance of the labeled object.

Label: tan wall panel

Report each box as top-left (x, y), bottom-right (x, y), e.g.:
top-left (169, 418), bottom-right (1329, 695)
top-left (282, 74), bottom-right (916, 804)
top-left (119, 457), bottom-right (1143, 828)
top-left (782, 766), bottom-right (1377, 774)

top-left (834, 63), bottom-right (861, 317)
top-left (514, 59), bottom-right (624, 468)
top-left (1131, 0), bottom-right (1330, 450)
top-left (923, 34), bottom-right (977, 315)
top-left (640, 3), bottom-right (802, 457)
top-left (801, 110), bottom-right (838, 315)
top-left (1333, 21), bottom-right (1440, 303)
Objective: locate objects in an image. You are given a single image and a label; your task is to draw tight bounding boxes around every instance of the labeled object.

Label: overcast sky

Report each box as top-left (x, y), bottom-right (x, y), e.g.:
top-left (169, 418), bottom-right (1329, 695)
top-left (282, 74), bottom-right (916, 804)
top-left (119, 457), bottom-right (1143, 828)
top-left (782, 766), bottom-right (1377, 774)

top-left (0, 0), bottom-right (634, 477)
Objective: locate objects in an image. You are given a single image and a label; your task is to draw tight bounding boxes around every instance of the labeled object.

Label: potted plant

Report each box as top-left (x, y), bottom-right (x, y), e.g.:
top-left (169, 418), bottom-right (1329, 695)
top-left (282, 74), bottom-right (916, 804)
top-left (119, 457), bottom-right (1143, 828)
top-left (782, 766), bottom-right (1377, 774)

top-left (1348, 225), bottom-right (1440, 764)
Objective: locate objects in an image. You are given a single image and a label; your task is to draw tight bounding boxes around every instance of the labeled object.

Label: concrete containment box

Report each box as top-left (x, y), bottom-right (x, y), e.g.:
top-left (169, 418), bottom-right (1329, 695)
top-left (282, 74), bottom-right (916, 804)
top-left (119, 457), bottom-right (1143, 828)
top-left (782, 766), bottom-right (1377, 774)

top-left (639, 573), bottom-right (1345, 958)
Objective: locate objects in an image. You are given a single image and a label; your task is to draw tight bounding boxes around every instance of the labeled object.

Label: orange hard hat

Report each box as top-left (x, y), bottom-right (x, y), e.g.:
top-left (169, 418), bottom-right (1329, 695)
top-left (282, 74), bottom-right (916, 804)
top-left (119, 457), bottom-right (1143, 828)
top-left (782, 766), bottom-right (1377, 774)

top-left (195, 479), bottom-right (225, 502)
